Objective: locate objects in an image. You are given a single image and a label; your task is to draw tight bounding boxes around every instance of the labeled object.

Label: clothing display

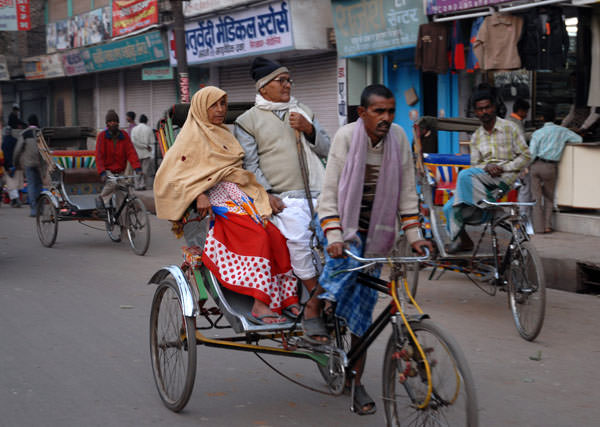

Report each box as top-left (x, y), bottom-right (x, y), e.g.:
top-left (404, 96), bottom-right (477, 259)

top-left (415, 23), bottom-right (449, 74)
top-left (467, 17), bottom-right (484, 73)
top-left (473, 13), bottom-right (523, 70)
top-left (518, 8), bottom-right (569, 71)
top-left (450, 21), bottom-right (466, 72)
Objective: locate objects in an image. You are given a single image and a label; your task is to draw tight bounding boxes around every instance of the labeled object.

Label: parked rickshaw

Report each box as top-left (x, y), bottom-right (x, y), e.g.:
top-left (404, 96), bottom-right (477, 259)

top-left (410, 116), bottom-right (546, 342)
top-left (35, 129), bottom-right (150, 256)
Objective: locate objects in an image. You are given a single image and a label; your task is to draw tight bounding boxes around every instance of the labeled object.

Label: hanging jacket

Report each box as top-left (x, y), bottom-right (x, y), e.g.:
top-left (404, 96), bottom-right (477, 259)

top-left (415, 23), bottom-right (449, 74)
top-left (466, 17), bottom-right (485, 73)
top-left (473, 13), bottom-right (523, 71)
top-left (518, 7), bottom-right (569, 71)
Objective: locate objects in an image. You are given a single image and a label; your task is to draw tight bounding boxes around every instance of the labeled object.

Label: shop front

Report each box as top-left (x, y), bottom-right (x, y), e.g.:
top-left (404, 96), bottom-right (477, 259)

top-left (330, 0), bottom-right (427, 139)
top-left (173, 0), bottom-right (339, 136)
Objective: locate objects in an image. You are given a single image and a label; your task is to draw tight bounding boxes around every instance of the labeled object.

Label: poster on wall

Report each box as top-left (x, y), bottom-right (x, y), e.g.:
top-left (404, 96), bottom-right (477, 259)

top-left (112, 0), bottom-right (158, 37)
top-left (62, 50), bottom-right (89, 75)
top-left (0, 55), bottom-right (10, 80)
top-left (170, 0), bottom-right (293, 66)
top-left (46, 7), bottom-right (112, 52)
top-left (337, 58), bottom-right (347, 128)
top-left (23, 53), bottom-right (65, 79)
top-left (0, 0), bottom-right (31, 31)
top-left (331, 0), bottom-right (426, 57)
top-left (425, 0), bottom-right (512, 15)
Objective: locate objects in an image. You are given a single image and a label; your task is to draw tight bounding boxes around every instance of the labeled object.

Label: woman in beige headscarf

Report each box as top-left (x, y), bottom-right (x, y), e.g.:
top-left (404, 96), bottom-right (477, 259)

top-left (154, 86), bottom-right (299, 324)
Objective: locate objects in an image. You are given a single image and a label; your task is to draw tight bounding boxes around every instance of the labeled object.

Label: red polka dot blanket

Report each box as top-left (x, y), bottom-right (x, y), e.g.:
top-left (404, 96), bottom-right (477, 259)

top-left (201, 182), bottom-right (298, 313)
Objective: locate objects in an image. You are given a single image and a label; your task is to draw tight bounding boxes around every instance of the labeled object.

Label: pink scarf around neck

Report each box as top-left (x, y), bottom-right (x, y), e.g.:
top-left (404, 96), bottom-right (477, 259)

top-left (337, 118), bottom-right (402, 255)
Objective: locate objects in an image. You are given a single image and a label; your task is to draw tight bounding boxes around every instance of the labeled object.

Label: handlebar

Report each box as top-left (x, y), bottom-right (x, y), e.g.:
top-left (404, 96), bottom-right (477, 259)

top-left (478, 199), bottom-right (536, 208)
top-left (106, 174), bottom-right (137, 182)
top-left (343, 247), bottom-right (431, 264)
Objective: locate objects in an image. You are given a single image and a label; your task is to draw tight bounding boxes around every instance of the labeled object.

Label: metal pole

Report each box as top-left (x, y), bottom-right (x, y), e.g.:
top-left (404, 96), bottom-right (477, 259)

top-left (172, 0), bottom-right (190, 103)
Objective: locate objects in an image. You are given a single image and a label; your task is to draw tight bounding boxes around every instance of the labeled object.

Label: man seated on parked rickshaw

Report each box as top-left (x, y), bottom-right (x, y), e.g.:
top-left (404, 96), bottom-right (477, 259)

top-left (153, 87), bottom-right (300, 324)
top-left (317, 84), bottom-right (432, 415)
top-left (95, 109), bottom-right (142, 213)
top-left (443, 85), bottom-right (531, 254)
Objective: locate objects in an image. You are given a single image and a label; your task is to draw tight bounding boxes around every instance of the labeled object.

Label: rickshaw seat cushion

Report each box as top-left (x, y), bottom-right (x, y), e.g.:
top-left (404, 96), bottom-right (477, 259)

top-left (182, 245), bottom-right (203, 269)
top-left (62, 168), bottom-right (103, 184)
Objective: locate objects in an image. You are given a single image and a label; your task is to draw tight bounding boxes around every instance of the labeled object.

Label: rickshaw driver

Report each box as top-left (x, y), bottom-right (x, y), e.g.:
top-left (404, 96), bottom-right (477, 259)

top-left (95, 109), bottom-right (142, 213)
top-left (317, 84), bottom-right (433, 415)
top-left (444, 86), bottom-right (531, 253)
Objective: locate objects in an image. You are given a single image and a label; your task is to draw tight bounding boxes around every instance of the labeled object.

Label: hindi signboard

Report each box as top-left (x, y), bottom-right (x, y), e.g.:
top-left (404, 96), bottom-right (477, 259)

top-left (112, 0), bottom-right (158, 37)
top-left (0, 0), bottom-right (31, 31)
top-left (142, 63), bottom-right (173, 80)
top-left (81, 30), bottom-right (167, 72)
top-left (62, 50), bottom-right (89, 76)
top-left (331, 0), bottom-right (426, 57)
top-left (23, 53), bottom-right (65, 79)
top-left (183, 0), bottom-right (249, 17)
top-left (425, 0), bottom-right (512, 15)
top-left (170, 0), bottom-right (293, 66)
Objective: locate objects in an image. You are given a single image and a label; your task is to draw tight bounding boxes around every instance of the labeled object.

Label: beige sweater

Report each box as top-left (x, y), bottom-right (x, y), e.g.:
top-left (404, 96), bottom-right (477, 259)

top-left (317, 121), bottom-right (421, 246)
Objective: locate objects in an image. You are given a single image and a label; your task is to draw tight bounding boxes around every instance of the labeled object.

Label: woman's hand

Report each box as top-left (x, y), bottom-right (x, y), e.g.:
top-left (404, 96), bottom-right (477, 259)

top-left (196, 193), bottom-right (211, 219)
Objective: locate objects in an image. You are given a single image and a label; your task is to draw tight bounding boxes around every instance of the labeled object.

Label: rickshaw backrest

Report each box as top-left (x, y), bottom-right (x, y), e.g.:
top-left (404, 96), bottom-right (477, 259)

top-left (423, 153), bottom-right (517, 205)
top-left (51, 150), bottom-right (102, 196)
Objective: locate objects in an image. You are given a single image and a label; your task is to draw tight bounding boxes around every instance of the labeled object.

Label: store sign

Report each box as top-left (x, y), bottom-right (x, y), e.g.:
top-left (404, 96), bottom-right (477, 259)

top-left (571, 0), bottom-right (600, 4)
top-left (23, 53), bottom-right (65, 79)
top-left (0, 0), bottom-right (30, 31)
top-left (170, 0), bottom-right (293, 66)
top-left (81, 30), bottom-right (167, 72)
top-left (0, 55), bottom-right (9, 80)
top-left (425, 0), bottom-right (512, 15)
top-left (142, 64), bottom-right (173, 80)
top-left (112, 0), bottom-right (158, 37)
top-left (62, 51), bottom-right (89, 76)
top-left (46, 7), bottom-right (111, 52)
top-left (332, 0), bottom-right (426, 57)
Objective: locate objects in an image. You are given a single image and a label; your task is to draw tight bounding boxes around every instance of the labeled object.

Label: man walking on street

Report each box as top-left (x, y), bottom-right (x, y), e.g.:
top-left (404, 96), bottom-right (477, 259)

top-left (13, 114), bottom-right (44, 217)
top-left (95, 110), bottom-right (141, 212)
top-left (529, 106), bottom-right (582, 233)
top-left (130, 114), bottom-right (154, 190)
top-left (125, 111), bottom-right (136, 136)
top-left (444, 85), bottom-right (531, 253)
top-left (2, 104), bottom-right (27, 207)
top-left (234, 56), bottom-right (331, 342)
top-left (507, 97), bottom-right (533, 219)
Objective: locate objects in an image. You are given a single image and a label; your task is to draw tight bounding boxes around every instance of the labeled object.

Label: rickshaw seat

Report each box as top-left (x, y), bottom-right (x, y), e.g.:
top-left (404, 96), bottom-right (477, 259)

top-left (62, 168), bottom-right (103, 184)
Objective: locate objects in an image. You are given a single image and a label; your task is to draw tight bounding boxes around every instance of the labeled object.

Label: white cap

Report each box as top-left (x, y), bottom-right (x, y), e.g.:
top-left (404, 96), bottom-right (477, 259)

top-left (12, 103), bottom-right (19, 109)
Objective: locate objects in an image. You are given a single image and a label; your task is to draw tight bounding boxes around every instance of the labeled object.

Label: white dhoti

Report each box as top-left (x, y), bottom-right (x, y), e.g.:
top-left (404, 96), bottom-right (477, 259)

top-left (269, 197), bottom-right (317, 280)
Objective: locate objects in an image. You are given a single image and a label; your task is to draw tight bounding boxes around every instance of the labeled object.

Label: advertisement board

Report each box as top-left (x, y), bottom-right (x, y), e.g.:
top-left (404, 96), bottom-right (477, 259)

top-left (425, 0), bottom-right (512, 15)
top-left (170, 1), bottom-right (293, 65)
top-left (0, 0), bottom-right (30, 31)
top-left (112, 0), bottom-right (158, 37)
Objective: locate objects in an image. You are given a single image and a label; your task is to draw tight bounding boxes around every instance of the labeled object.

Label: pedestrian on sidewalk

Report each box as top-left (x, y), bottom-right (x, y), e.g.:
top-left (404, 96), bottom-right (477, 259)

top-left (125, 111), bottom-right (136, 136)
top-left (529, 106), bottom-right (582, 234)
top-left (2, 104), bottom-right (27, 207)
top-left (507, 98), bottom-right (533, 219)
top-left (13, 114), bottom-right (44, 217)
top-left (130, 114), bottom-right (155, 190)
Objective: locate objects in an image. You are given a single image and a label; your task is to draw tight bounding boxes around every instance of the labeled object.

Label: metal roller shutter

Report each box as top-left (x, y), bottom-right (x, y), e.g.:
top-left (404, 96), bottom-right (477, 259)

top-left (98, 70), bottom-right (120, 128)
top-left (218, 53), bottom-right (339, 138)
top-left (282, 53), bottom-right (339, 139)
top-left (125, 68), bottom-right (176, 130)
top-left (77, 75), bottom-right (94, 128)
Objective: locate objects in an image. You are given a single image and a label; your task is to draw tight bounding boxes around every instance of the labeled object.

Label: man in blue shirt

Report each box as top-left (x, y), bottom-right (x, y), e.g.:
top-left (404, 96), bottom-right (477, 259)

top-left (529, 106), bottom-right (582, 233)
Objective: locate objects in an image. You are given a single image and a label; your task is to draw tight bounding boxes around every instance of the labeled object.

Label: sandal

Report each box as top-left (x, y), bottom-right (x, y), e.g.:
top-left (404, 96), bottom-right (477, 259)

top-left (282, 304), bottom-right (301, 320)
top-left (352, 384), bottom-right (376, 415)
top-left (247, 312), bottom-right (286, 325)
top-left (301, 317), bottom-right (330, 345)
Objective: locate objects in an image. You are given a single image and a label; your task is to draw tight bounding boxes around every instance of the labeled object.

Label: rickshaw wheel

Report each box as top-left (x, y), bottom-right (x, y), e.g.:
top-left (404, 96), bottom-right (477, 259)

top-left (150, 277), bottom-right (197, 412)
top-left (36, 194), bottom-right (58, 247)
top-left (125, 198), bottom-right (150, 256)
top-left (105, 211), bottom-right (122, 242)
top-left (317, 315), bottom-right (350, 395)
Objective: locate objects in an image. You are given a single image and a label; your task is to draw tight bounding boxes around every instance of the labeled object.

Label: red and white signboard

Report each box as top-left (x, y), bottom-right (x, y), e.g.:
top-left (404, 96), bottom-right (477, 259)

top-left (0, 0), bottom-right (31, 31)
top-left (112, 0), bottom-right (158, 37)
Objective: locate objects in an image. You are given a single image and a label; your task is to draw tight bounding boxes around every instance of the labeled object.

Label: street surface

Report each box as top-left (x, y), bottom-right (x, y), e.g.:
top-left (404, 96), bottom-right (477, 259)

top-left (1, 205), bottom-right (599, 426)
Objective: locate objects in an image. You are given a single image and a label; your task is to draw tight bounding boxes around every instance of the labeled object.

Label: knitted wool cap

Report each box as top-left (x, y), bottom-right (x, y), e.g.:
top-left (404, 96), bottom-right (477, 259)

top-left (250, 56), bottom-right (289, 90)
top-left (105, 109), bottom-right (119, 123)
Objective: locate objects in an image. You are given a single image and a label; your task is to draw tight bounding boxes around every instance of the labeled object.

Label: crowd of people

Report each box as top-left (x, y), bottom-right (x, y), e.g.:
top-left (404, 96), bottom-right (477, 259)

top-left (0, 56), bottom-right (585, 415)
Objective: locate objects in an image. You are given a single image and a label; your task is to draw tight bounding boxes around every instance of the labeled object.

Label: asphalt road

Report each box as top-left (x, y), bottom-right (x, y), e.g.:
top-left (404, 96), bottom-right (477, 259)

top-left (1, 205), bottom-right (599, 426)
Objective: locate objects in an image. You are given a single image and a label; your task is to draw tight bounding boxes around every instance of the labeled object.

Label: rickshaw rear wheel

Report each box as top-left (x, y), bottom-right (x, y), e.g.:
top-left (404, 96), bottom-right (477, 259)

top-left (150, 277), bottom-right (197, 412)
top-left (125, 198), bottom-right (150, 256)
top-left (36, 194), bottom-right (58, 247)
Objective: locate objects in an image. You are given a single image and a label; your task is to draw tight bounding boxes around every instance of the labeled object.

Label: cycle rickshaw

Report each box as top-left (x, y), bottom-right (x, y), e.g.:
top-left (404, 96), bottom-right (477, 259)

top-left (408, 116), bottom-right (546, 342)
top-left (147, 107), bottom-right (478, 425)
top-left (35, 130), bottom-right (151, 256)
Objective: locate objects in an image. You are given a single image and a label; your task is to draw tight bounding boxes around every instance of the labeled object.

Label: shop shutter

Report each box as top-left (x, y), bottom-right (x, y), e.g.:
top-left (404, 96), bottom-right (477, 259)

top-left (77, 74), bottom-right (94, 128)
top-left (98, 70), bottom-right (120, 129)
top-left (282, 53), bottom-right (339, 139)
top-left (124, 68), bottom-right (176, 130)
top-left (218, 63), bottom-right (257, 103)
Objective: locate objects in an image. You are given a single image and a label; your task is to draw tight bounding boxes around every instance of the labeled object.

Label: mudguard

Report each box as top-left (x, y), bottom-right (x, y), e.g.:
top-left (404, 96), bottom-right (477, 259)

top-left (40, 190), bottom-right (60, 208)
top-left (148, 265), bottom-right (199, 317)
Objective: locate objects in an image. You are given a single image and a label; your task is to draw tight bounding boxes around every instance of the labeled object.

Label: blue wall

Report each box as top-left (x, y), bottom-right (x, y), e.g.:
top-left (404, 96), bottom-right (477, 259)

top-left (437, 73), bottom-right (460, 153)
